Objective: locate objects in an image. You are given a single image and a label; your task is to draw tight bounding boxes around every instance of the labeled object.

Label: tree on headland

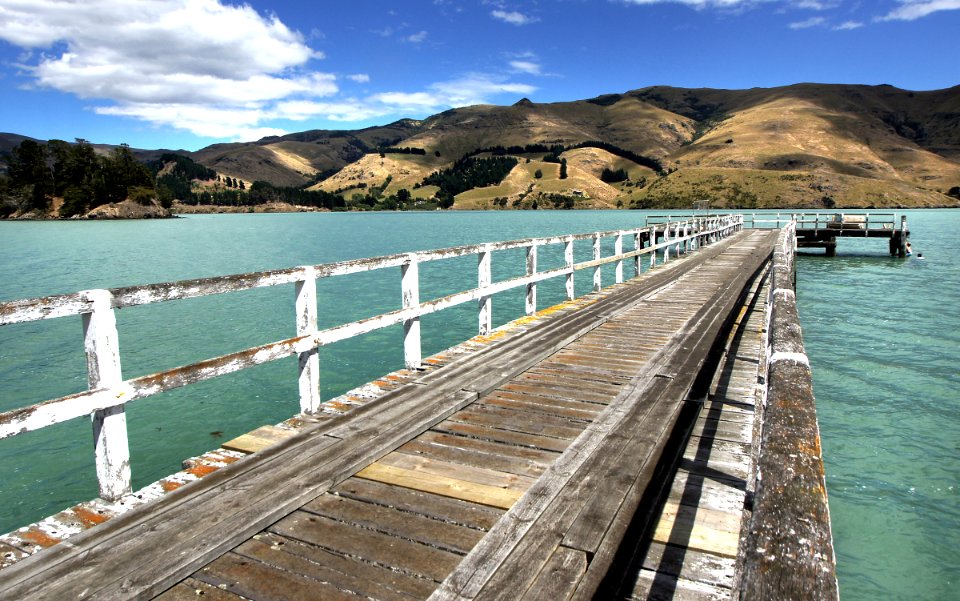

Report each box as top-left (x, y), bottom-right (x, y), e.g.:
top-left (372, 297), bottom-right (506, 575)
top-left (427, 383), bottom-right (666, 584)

top-left (559, 158), bottom-right (568, 180)
top-left (8, 140), bottom-right (52, 212)
top-left (1, 139), bottom-right (160, 217)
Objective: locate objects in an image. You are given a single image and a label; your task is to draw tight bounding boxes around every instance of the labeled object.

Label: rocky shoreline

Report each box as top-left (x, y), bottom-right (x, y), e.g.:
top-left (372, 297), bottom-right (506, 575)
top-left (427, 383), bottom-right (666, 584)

top-left (5, 198), bottom-right (173, 220)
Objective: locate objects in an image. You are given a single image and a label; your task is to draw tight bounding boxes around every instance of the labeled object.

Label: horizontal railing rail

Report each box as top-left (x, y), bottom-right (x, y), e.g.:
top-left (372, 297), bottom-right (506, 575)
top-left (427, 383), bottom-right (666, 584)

top-left (738, 218), bottom-right (839, 599)
top-left (0, 216), bottom-right (742, 502)
top-left (647, 211), bottom-right (902, 232)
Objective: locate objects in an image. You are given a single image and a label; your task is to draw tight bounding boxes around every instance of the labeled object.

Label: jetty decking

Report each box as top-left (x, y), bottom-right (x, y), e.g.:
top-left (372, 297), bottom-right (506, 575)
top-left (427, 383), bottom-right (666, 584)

top-left (0, 219), bottom-right (837, 600)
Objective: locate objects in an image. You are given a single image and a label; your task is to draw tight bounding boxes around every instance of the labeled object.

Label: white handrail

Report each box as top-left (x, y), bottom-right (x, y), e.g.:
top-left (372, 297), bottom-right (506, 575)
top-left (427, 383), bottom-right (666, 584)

top-left (0, 216), bottom-right (743, 499)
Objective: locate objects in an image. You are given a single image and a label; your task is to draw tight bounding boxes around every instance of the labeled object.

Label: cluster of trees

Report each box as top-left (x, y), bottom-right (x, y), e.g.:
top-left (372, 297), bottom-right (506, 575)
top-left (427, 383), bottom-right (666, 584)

top-left (421, 156), bottom-right (518, 207)
top-left (472, 143), bottom-right (564, 157)
top-left (466, 141), bottom-right (663, 175)
top-left (1, 139), bottom-right (158, 217)
top-left (154, 153), bottom-right (217, 204)
top-left (178, 180), bottom-right (347, 211)
top-left (219, 176), bottom-right (244, 189)
top-left (378, 146), bottom-right (427, 156)
top-left (600, 167), bottom-right (629, 183)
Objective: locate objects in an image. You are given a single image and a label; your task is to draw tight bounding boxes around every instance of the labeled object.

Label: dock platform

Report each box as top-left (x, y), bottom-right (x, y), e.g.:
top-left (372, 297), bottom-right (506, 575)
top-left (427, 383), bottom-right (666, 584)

top-left (0, 219), bottom-right (838, 600)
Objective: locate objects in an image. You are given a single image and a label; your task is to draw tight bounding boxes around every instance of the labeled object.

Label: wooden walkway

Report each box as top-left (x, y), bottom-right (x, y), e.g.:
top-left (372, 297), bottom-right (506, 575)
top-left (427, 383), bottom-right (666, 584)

top-left (603, 262), bottom-right (769, 600)
top-left (0, 230), bottom-right (778, 601)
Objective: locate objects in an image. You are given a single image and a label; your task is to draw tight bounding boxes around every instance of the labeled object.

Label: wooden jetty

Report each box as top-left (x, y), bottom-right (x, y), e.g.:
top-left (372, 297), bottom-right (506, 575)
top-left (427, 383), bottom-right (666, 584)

top-left (0, 217), bottom-right (838, 600)
top-left (650, 211), bottom-right (910, 256)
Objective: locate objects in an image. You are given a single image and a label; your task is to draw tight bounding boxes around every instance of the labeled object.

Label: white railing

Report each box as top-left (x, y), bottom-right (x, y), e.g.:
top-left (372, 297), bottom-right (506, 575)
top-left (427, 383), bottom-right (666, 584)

top-left (0, 216), bottom-right (742, 500)
top-left (648, 211), bottom-right (904, 233)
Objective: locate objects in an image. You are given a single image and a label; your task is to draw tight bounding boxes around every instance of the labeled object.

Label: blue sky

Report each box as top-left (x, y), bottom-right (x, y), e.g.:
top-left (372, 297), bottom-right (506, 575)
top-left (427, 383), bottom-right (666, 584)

top-left (1, 0), bottom-right (957, 151)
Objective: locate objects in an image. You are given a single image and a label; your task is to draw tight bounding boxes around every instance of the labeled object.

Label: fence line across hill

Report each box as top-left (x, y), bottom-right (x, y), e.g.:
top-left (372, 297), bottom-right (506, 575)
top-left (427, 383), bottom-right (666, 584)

top-left (0, 215), bottom-right (742, 502)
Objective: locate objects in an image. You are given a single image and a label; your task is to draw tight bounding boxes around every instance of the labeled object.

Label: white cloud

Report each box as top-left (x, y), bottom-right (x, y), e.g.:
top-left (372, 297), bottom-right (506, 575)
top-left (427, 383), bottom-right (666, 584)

top-left (407, 30), bottom-right (428, 43)
top-left (273, 99), bottom-right (390, 123)
top-left (491, 10), bottom-right (538, 25)
top-left (429, 74), bottom-right (536, 106)
top-left (833, 20), bottom-right (864, 29)
top-left (880, 0), bottom-right (960, 21)
top-left (0, 1), bottom-right (541, 140)
top-left (620, 0), bottom-right (760, 7)
top-left (509, 60), bottom-right (542, 75)
top-left (792, 1), bottom-right (838, 9)
top-left (0, 0), bottom-right (336, 141)
top-left (789, 16), bottom-right (827, 28)
top-left (275, 75), bottom-right (537, 125)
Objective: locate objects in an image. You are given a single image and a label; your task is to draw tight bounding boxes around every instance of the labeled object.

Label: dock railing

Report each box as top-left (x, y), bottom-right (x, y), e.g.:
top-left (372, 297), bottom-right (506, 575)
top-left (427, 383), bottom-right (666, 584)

top-left (648, 211), bottom-right (903, 233)
top-left (0, 216), bottom-right (741, 503)
top-left (737, 219), bottom-right (839, 599)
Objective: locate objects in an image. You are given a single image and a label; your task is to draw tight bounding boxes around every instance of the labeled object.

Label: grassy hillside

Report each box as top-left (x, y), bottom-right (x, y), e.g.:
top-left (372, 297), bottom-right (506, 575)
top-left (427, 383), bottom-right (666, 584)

top-left (5, 84), bottom-right (958, 209)
top-left (629, 167), bottom-right (954, 209)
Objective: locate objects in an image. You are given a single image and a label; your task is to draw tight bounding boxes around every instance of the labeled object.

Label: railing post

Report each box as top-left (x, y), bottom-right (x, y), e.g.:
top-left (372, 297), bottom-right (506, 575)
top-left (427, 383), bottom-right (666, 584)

top-left (633, 230), bottom-right (642, 277)
top-left (674, 222), bottom-right (681, 255)
top-left (478, 244), bottom-right (492, 335)
top-left (649, 226), bottom-right (657, 269)
top-left (295, 266), bottom-right (321, 414)
top-left (614, 232), bottom-right (624, 284)
top-left (565, 236), bottom-right (575, 300)
top-left (525, 243), bottom-right (538, 315)
top-left (663, 223), bottom-right (671, 263)
top-left (401, 255), bottom-right (421, 369)
top-left (82, 289), bottom-right (131, 502)
top-left (592, 233), bottom-right (602, 292)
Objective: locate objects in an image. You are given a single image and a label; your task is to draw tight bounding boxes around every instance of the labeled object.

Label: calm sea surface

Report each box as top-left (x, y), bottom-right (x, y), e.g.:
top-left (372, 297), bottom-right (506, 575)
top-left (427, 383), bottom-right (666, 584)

top-left (1, 210), bottom-right (957, 599)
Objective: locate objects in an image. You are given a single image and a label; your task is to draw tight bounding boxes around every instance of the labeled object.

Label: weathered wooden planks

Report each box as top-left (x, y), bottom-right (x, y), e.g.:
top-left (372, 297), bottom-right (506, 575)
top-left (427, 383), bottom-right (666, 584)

top-left (429, 231), bottom-right (777, 601)
top-left (1, 225), bottom-right (778, 601)
top-left (602, 248), bottom-right (771, 601)
top-left (221, 424), bottom-right (296, 454)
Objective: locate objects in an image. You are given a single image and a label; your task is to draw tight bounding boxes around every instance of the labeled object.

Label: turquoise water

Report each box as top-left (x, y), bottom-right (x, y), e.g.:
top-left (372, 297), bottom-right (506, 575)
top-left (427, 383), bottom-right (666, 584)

top-left (796, 210), bottom-right (960, 600)
top-left (0, 210), bottom-right (957, 599)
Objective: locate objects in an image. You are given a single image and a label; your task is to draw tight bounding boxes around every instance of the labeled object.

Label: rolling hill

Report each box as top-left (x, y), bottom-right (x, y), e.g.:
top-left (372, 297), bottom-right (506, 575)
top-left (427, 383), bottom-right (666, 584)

top-left (4, 83), bottom-right (959, 209)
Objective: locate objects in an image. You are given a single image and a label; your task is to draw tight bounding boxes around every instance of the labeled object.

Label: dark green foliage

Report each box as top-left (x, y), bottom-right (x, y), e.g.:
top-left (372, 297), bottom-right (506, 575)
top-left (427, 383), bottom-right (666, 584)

top-left (437, 192), bottom-right (455, 209)
top-left (948, 186), bottom-right (960, 199)
top-left (60, 185), bottom-right (94, 217)
top-left (559, 159), bottom-right (568, 180)
top-left (585, 94), bottom-right (623, 107)
top-left (156, 173), bottom-right (192, 202)
top-left (534, 169), bottom-right (543, 179)
top-left (0, 176), bottom-right (21, 217)
top-left (99, 145), bottom-right (154, 205)
top-left (378, 146), bottom-right (426, 155)
top-left (153, 153), bottom-right (216, 181)
top-left (469, 141), bottom-right (662, 176)
top-left (245, 181), bottom-right (346, 210)
top-left (474, 143), bottom-right (561, 158)
top-left (5, 138), bottom-right (152, 215)
top-left (8, 139), bottom-right (52, 211)
top-left (422, 156), bottom-right (518, 198)
top-left (600, 167), bottom-right (629, 183)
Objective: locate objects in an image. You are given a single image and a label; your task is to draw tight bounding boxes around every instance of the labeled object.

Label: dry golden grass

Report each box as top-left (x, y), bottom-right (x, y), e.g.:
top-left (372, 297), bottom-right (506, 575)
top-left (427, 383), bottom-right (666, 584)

top-left (453, 154), bottom-right (621, 209)
top-left (264, 143), bottom-right (319, 176)
top-left (308, 153), bottom-right (440, 195)
top-left (179, 84), bottom-right (959, 208)
top-left (668, 94), bottom-right (960, 191)
top-left (629, 167), bottom-right (959, 209)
